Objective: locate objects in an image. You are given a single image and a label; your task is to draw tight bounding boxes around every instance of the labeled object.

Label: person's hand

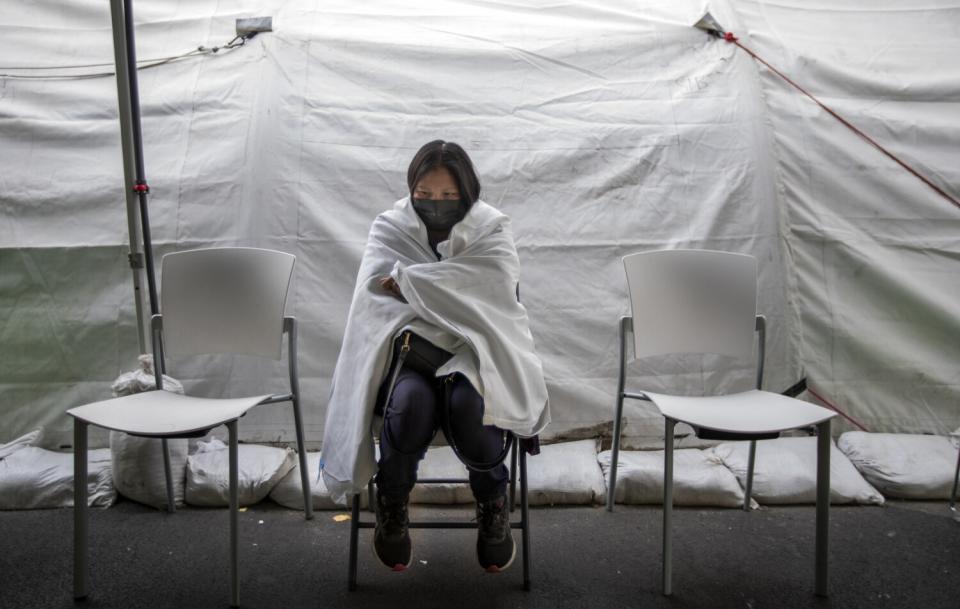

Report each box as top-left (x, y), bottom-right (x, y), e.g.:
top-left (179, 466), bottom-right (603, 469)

top-left (379, 276), bottom-right (406, 302)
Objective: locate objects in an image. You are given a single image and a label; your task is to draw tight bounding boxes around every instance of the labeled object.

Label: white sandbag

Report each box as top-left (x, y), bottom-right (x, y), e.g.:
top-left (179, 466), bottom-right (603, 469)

top-left (837, 432), bottom-right (959, 500)
top-left (110, 354), bottom-right (184, 396)
top-left (527, 439), bottom-right (606, 505)
top-left (110, 432), bottom-right (188, 509)
top-left (186, 443), bottom-right (296, 507)
top-left (109, 355), bottom-right (188, 509)
top-left (0, 429), bottom-right (41, 460)
top-left (410, 446), bottom-right (473, 504)
top-left (273, 445), bottom-right (471, 508)
top-left (270, 451), bottom-right (365, 510)
top-left (712, 436), bottom-right (885, 505)
top-left (598, 448), bottom-right (747, 507)
top-left (0, 446), bottom-right (115, 509)
top-left (194, 437), bottom-right (227, 453)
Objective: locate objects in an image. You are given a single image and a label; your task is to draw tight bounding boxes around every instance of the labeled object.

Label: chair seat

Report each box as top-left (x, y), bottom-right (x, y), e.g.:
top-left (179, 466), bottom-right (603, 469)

top-left (643, 389), bottom-right (835, 435)
top-left (66, 390), bottom-right (273, 437)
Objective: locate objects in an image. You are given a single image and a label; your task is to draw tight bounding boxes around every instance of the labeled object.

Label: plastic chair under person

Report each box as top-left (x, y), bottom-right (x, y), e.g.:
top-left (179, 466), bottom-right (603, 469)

top-left (606, 249), bottom-right (836, 597)
top-left (68, 247), bottom-right (312, 608)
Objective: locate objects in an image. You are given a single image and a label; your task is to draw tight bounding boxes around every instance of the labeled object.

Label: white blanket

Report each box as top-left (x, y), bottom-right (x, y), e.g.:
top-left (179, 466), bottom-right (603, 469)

top-left (321, 197), bottom-right (550, 502)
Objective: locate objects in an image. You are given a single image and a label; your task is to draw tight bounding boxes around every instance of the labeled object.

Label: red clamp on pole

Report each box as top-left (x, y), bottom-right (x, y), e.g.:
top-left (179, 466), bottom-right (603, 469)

top-left (723, 31), bottom-right (739, 43)
top-left (133, 182), bottom-right (150, 194)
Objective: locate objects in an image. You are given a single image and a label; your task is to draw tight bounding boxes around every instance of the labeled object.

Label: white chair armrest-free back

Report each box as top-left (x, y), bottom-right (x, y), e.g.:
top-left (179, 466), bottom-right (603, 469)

top-left (623, 249), bottom-right (757, 360)
top-left (160, 247), bottom-right (295, 358)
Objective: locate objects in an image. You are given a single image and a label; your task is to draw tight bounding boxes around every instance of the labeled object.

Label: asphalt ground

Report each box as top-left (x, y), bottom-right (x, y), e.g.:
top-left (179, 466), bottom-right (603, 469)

top-left (2, 499), bottom-right (958, 609)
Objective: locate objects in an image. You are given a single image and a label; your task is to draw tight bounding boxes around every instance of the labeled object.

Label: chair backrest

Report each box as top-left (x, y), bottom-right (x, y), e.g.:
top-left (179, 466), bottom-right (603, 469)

top-left (160, 247), bottom-right (295, 358)
top-left (623, 249), bottom-right (757, 360)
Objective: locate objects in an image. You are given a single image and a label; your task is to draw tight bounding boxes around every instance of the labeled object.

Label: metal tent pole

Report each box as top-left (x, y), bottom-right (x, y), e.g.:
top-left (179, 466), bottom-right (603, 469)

top-left (121, 0), bottom-right (160, 321)
top-left (108, 0), bottom-right (148, 353)
top-left (109, 0), bottom-right (161, 363)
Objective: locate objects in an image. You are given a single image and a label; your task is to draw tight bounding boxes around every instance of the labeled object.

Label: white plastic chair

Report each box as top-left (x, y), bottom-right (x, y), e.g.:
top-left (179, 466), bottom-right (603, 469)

top-left (68, 247), bottom-right (312, 608)
top-left (606, 249), bottom-right (835, 597)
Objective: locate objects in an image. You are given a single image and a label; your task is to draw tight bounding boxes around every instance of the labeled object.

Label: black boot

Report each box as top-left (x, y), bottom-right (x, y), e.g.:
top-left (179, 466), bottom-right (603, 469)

top-left (374, 492), bottom-right (412, 571)
top-left (476, 495), bottom-right (515, 572)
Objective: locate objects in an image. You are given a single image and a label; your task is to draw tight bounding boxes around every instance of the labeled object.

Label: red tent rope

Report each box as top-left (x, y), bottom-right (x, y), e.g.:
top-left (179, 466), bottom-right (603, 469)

top-left (806, 384), bottom-right (870, 432)
top-left (723, 32), bottom-right (960, 212)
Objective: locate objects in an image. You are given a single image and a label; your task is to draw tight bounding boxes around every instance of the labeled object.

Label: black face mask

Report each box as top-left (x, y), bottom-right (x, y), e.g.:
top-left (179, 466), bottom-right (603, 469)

top-left (412, 198), bottom-right (468, 231)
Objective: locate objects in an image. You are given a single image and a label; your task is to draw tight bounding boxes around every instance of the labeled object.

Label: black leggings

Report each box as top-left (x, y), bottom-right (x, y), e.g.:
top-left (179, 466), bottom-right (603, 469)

top-left (376, 366), bottom-right (509, 502)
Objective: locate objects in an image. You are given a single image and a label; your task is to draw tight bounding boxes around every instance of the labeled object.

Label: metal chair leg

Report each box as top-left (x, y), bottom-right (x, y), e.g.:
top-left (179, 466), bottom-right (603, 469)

top-left (950, 442), bottom-right (960, 511)
top-left (608, 316), bottom-right (630, 512)
top-left (73, 419), bottom-right (89, 600)
top-left (349, 493), bottom-right (361, 591)
top-left (228, 420), bottom-right (240, 608)
top-left (744, 439), bottom-right (757, 511)
top-left (520, 446), bottom-right (531, 591)
top-left (509, 436), bottom-right (518, 513)
top-left (815, 420), bottom-right (831, 597)
top-left (608, 392), bottom-right (625, 512)
top-left (662, 418), bottom-right (676, 597)
top-left (286, 317), bottom-right (312, 520)
top-left (291, 398), bottom-right (313, 520)
top-left (161, 438), bottom-right (176, 513)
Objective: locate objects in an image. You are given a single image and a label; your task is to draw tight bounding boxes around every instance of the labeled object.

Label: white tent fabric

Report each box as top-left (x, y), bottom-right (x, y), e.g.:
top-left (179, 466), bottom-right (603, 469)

top-left (731, 0), bottom-right (960, 435)
top-left (1, 0), bottom-right (957, 450)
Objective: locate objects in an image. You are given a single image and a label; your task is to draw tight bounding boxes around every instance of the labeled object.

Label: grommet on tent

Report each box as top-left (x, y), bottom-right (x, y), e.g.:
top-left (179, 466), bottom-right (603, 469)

top-left (692, 11), bottom-right (726, 38)
top-left (692, 11), bottom-right (738, 43)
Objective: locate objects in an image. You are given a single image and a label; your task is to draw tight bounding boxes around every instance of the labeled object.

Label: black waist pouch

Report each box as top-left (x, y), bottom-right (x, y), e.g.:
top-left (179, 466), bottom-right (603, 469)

top-left (374, 331), bottom-right (453, 415)
top-left (395, 331), bottom-right (453, 377)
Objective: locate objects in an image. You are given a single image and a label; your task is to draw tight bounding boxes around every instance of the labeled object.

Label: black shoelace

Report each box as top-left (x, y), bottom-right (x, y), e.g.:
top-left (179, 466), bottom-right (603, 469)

top-left (477, 499), bottom-right (508, 538)
top-left (379, 498), bottom-right (409, 534)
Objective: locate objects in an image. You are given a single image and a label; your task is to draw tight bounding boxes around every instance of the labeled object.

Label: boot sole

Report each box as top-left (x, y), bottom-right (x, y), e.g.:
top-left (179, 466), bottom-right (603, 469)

top-left (372, 533), bottom-right (413, 572)
top-left (481, 532), bottom-right (516, 573)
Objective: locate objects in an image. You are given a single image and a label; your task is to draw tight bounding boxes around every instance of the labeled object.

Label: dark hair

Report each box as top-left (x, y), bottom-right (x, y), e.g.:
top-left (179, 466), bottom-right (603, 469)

top-left (406, 140), bottom-right (481, 204)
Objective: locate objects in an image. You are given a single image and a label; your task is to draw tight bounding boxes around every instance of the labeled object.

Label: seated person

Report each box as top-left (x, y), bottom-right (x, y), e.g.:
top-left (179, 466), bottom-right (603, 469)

top-left (321, 140), bottom-right (550, 572)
